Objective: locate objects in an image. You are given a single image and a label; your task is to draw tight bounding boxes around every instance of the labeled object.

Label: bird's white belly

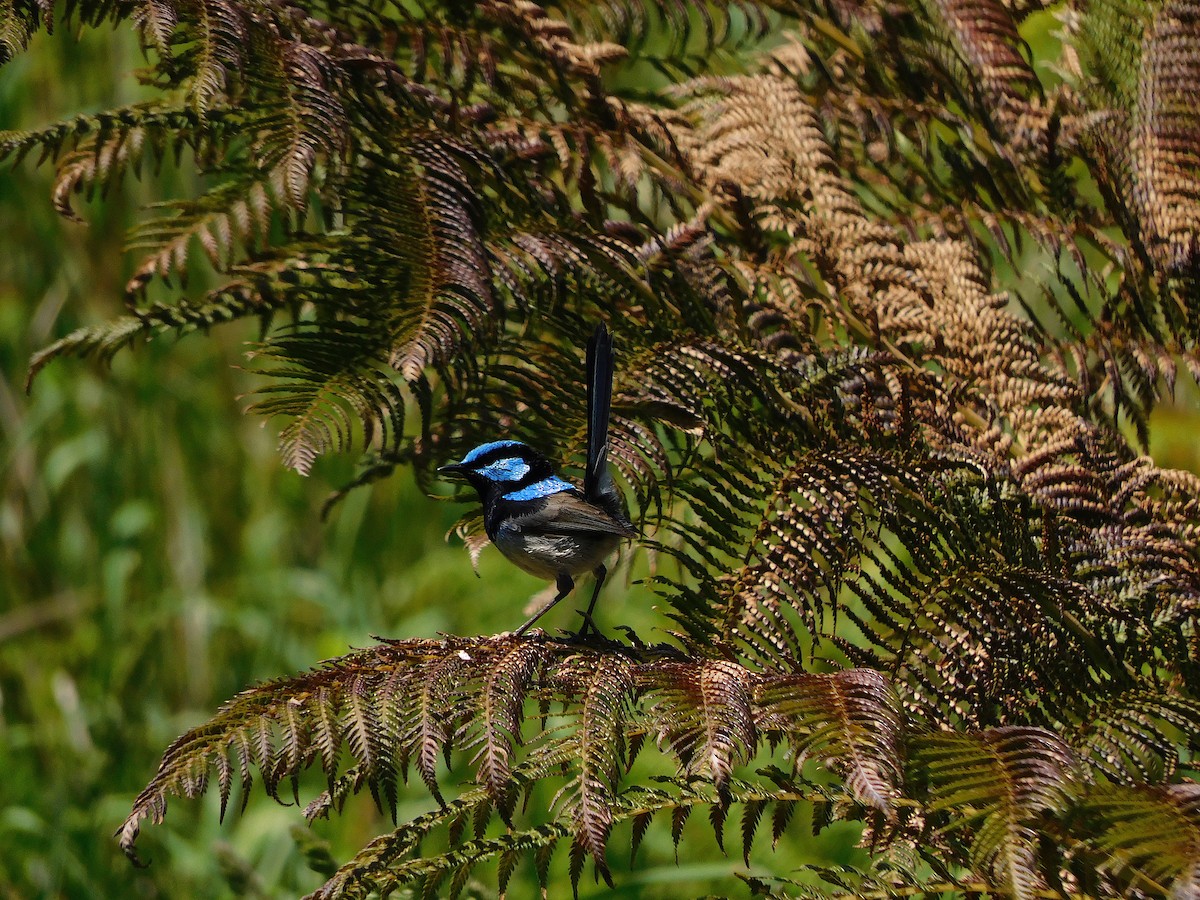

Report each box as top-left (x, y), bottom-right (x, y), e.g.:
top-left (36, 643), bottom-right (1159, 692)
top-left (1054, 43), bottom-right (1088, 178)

top-left (493, 524), bottom-right (619, 580)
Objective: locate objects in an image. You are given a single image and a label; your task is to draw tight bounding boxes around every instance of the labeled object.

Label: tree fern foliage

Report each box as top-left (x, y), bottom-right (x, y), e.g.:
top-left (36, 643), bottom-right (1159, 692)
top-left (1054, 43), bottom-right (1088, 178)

top-left (5, 0), bottom-right (1200, 896)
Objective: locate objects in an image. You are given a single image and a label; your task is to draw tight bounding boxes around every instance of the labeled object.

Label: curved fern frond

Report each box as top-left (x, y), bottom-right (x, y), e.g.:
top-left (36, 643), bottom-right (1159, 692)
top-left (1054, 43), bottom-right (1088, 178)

top-left (917, 727), bottom-right (1076, 900)
top-left (1074, 782), bottom-right (1200, 896)
top-left (757, 670), bottom-right (903, 813)
top-left (24, 265), bottom-right (298, 390)
top-left (308, 773), bottom-right (842, 900)
top-left (247, 323), bottom-right (407, 474)
top-left (118, 636), bottom-right (905, 888)
top-left (0, 105), bottom-right (210, 171)
top-left (554, 655), bottom-right (636, 885)
top-left (646, 658), bottom-right (758, 796)
top-left (1075, 689), bottom-right (1200, 784)
top-left (124, 179), bottom-right (277, 294)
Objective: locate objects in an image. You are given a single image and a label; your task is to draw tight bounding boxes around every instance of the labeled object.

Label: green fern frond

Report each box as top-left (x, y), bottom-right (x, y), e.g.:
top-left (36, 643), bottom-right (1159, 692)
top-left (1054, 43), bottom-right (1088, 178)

top-left (917, 727), bottom-right (1076, 899)
top-left (0, 0), bottom-right (41, 64)
top-left (124, 178), bottom-right (275, 293)
top-left (1076, 689), bottom-right (1200, 784)
top-left (311, 771), bottom-right (843, 900)
top-left (24, 274), bottom-right (292, 391)
top-left (247, 323), bottom-right (407, 473)
top-left (1074, 782), bottom-right (1200, 895)
top-left (0, 104), bottom-right (209, 170)
top-left (304, 784), bottom-right (515, 900)
top-left (25, 317), bottom-right (157, 391)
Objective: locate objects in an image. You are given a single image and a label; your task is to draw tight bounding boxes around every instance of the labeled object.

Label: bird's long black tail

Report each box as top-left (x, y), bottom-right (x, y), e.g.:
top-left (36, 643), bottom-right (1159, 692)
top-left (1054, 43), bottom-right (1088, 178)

top-left (584, 322), bottom-right (614, 501)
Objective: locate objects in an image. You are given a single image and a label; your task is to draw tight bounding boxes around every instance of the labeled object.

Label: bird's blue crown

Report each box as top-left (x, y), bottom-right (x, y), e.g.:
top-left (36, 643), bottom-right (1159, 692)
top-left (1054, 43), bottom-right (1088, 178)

top-left (460, 440), bottom-right (529, 465)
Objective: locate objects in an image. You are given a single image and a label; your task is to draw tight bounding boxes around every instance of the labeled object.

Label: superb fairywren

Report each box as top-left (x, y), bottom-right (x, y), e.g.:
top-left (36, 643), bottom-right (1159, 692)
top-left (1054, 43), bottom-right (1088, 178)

top-left (438, 323), bottom-right (636, 636)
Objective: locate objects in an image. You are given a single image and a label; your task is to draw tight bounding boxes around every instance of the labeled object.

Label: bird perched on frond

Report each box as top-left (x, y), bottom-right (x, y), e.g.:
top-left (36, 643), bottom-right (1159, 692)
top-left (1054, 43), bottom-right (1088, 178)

top-left (439, 323), bottom-right (637, 637)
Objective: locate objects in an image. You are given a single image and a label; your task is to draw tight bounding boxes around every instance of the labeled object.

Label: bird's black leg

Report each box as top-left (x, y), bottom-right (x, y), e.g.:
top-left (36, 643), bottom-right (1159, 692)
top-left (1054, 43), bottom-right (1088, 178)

top-left (513, 572), bottom-right (574, 637)
top-left (575, 564), bottom-right (607, 639)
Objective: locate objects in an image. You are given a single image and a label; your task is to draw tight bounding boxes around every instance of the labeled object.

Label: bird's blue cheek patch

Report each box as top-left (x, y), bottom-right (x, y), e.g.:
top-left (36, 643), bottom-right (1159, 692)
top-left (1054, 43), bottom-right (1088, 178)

top-left (503, 476), bottom-right (575, 501)
top-left (477, 456), bottom-right (531, 483)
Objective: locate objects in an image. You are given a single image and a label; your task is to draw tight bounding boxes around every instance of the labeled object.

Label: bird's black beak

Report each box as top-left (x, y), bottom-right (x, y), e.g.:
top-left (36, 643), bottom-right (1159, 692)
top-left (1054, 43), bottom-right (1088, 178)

top-left (437, 463), bottom-right (465, 477)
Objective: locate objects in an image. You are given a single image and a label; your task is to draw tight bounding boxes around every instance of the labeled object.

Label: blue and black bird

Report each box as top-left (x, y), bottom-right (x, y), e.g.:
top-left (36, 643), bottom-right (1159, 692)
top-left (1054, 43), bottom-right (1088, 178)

top-left (438, 323), bottom-right (636, 636)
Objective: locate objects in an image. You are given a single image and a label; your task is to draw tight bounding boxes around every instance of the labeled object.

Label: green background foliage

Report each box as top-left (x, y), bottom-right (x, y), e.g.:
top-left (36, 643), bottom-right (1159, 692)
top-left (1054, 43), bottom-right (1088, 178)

top-left (0, 22), bottom-right (863, 900)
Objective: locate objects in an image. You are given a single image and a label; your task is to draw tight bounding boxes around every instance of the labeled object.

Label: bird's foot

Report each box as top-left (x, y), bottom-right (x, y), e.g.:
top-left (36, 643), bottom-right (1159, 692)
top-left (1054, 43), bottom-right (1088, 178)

top-left (572, 611), bottom-right (604, 642)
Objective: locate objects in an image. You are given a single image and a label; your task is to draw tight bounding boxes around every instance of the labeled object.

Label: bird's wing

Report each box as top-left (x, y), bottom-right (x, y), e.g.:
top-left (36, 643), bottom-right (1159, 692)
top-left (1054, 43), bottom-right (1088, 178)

top-left (515, 492), bottom-right (636, 538)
